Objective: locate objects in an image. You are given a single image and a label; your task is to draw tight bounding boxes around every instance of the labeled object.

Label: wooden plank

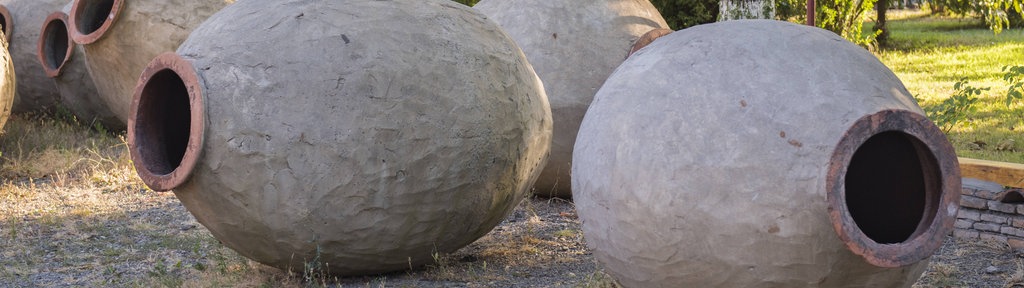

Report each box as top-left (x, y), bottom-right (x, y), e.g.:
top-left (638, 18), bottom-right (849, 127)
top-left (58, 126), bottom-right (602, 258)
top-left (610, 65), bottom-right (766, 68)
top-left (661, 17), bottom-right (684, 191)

top-left (958, 157), bottom-right (1024, 188)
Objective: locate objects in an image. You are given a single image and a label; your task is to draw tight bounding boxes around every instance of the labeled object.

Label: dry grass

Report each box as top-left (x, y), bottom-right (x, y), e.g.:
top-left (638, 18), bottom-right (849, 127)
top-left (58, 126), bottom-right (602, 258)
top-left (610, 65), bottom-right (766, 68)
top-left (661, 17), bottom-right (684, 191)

top-left (1004, 260), bottom-right (1024, 288)
top-left (0, 114), bottom-right (278, 287)
top-left (0, 114), bottom-right (135, 184)
top-left (927, 262), bottom-right (962, 287)
top-left (0, 114), bottom-right (603, 287)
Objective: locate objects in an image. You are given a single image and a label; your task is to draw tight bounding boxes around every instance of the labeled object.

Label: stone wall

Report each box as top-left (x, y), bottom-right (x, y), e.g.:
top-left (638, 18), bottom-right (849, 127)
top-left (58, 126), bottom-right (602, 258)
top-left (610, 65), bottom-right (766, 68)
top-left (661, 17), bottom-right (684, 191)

top-left (955, 178), bottom-right (1024, 249)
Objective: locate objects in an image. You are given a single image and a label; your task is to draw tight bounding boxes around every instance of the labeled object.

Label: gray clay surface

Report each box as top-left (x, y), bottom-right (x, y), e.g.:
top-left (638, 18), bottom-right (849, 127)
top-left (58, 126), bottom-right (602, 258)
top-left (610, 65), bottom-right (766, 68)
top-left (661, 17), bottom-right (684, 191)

top-left (168, 0), bottom-right (551, 276)
top-left (0, 31), bottom-right (13, 130)
top-left (573, 20), bottom-right (946, 287)
top-left (1, 0), bottom-right (64, 113)
top-left (475, 0), bottom-right (669, 198)
top-left (49, 2), bottom-right (120, 130)
top-left (56, 44), bottom-right (120, 129)
top-left (78, 0), bottom-right (231, 123)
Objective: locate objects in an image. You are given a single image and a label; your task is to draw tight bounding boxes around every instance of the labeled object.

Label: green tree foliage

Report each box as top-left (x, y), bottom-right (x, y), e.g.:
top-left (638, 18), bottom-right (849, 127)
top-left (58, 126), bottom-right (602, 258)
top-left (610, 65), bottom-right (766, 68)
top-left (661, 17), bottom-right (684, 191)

top-left (982, 0), bottom-right (1023, 33)
top-left (817, 0), bottom-right (879, 46)
top-left (653, 0), bottom-right (876, 45)
top-left (1011, 8), bottom-right (1024, 27)
top-left (1004, 65), bottom-right (1024, 107)
top-left (932, 0), bottom-right (1023, 33)
top-left (452, 0), bottom-right (478, 6)
top-left (650, 0), bottom-right (721, 29)
top-left (775, 0), bottom-right (808, 20)
top-left (927, 78), bottom-right (986, 133)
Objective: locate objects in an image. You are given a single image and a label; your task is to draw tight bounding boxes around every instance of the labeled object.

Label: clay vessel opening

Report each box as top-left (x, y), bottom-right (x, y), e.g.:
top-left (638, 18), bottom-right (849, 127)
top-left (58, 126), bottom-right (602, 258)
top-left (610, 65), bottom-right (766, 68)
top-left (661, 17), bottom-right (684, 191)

top-left (70, 0), bottom-right (121, 44)
top-left (136, 70), bottom-right (190, 175)
top-left (628, 28), bottom-right (673, 58)
top-left (827, 109), bottom-right (959, 268)
top-left (130, 53), bottom-right (204, 191)
top-left (844, 131), bottom-right (940, 244)
top-left (39, 13), bottom-right (73, 77)
top-left (0, 5), bottom-right (12, 42)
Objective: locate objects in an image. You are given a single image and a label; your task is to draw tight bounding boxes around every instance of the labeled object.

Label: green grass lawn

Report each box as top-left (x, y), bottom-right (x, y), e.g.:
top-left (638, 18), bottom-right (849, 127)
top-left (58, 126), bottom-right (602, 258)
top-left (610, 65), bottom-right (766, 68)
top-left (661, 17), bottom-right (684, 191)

top-left (871, 10), bottom-right (1024, 163)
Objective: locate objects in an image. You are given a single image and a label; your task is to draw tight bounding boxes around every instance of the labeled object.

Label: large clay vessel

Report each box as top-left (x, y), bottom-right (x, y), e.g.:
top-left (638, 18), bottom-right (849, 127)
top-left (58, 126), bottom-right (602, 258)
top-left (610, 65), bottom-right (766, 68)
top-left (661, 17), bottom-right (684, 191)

top-left (573, 20), bottom-right (960, 288)
top-left (0, 30), bottom-right (15, 130)
top-left (37, 8), bottom-right (121, 130)
top-left (128, 0), bottom-right (551, 276)
top-left (68, 0), bottom-right (232, 124)
top-left (0, 0), bottom-right (65, 113)
top-left (475, 0), bottom-right (669, 198)
top-left (0, 6), bottom-right (10, 41)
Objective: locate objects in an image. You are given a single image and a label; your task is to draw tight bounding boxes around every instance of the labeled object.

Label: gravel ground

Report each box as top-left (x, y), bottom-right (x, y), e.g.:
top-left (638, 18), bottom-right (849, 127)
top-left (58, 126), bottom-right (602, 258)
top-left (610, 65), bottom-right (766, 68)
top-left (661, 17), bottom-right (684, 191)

top-left (336, 197), bottom-right (1023, 288)
top-left (914, 236), bottom-right (1024, 287)
top-left (333, 198), bottom-right (605, 288)
top-left (1, 184), bottom-right (1017, 287)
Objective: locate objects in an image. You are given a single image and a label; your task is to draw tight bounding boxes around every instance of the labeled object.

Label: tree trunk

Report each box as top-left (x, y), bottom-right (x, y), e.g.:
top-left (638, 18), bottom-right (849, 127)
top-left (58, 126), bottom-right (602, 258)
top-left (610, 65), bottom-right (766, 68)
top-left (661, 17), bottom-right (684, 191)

top-left (719, 0), bottom-right (775, 21)
top-left (875, 0), bottom-right (889, 44)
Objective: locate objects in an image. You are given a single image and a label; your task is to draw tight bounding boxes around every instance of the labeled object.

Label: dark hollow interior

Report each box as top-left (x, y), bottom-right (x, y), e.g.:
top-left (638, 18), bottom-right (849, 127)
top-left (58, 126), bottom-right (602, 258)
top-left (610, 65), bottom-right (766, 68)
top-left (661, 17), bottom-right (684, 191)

top-left (0, 14), bottom-right (7, 37)
top-left (845, 131), bottom-right (939, 244)
top-left (135, 69), bottom-right (191, 175)
top-left (1002, 191), bottom-right (1024, 204)
top-left (42, 20), bottom-right (69, 70)
top-left (76, 0), bottom-right (114, 35)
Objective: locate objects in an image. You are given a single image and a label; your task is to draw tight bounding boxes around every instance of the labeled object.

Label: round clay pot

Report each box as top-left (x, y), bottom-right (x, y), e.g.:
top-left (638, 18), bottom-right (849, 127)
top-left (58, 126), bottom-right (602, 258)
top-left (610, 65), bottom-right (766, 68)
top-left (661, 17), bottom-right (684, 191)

top-left (128, 0), bottom-right (551, 276)
top-left (0, 6), bottom-right (11, 42)
top-left (475, 0), bottom-right (670, 198)
top-left (0, 0), bottom-right (65, 114)
top-left (68, 0), bottom-right (232, 124)
top-left (37, 8), bottom-right (121, 130)
top-left (573, 20), bottom-right (960, 287)
top-left (0, 30), bottom-right (14, 130)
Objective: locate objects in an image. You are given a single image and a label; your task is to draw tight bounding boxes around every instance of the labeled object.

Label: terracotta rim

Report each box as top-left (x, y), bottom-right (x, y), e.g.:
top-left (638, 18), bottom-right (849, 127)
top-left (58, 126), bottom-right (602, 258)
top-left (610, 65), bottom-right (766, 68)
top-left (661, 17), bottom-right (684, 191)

top-left (38, 12), bottom-right (75, 78)
top-left (129, 52), bottom-right (205, 192)
top-left (826, 109), bottom-right (960, 268)
top-left (0, 5), bottom-right (13, 44)
top-left (68, 0), bottom-right (124, 44)
top-left (627, 28), bottom-right (672, 58)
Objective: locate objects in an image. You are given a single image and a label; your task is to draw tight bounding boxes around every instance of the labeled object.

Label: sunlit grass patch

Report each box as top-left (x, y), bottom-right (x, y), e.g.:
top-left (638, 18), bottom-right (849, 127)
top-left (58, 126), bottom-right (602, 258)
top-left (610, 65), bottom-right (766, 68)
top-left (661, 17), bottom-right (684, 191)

top-left (0, 114), bottom-right (142, 190)
top-left (873, 14), bottom-right (1024, 163)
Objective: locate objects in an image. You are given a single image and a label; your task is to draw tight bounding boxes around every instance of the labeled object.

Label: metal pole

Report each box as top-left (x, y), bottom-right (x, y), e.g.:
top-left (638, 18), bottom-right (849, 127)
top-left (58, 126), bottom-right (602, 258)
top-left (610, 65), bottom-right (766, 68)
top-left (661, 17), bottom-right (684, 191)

top-left (807, 0), bottom-right (815, 26)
